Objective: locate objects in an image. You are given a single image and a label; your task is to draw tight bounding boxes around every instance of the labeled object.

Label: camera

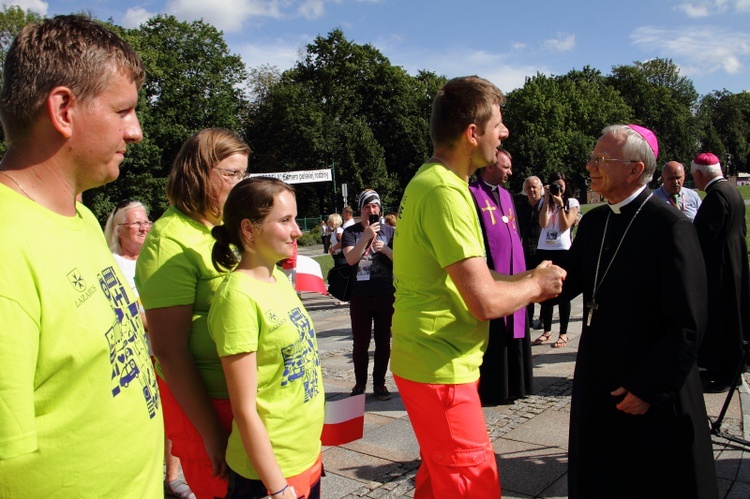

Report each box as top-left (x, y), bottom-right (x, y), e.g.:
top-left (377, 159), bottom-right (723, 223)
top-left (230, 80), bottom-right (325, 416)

top-left (548, 183), bottom-right (561, 196)
top-left (369, 214), bottom-right (380, 225)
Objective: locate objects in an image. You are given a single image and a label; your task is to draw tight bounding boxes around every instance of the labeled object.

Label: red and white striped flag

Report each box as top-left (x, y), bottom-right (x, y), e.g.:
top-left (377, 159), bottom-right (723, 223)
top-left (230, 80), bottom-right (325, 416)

top-left (320, 394), bottom-right (365, 446)
top-left (294, 254), bottom-right (327, 295)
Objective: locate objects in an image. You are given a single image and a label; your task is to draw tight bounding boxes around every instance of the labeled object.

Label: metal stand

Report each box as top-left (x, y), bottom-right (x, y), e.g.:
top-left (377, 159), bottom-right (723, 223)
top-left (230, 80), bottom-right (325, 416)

top-left (710, 341), bottom-right (750, 448)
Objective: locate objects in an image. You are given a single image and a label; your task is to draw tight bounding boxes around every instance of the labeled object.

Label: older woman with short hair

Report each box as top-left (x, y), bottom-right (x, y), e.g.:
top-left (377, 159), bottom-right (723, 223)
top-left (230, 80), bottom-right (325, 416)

top-left (136, 128), bottom-right (251, 499)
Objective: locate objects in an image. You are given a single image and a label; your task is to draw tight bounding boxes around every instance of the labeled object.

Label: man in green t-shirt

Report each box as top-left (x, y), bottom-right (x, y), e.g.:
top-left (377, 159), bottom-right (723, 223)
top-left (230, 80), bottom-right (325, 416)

top-left (0, 16), bottom-right (163, 498)
top-left (391, 76), bottom-right (566, 498)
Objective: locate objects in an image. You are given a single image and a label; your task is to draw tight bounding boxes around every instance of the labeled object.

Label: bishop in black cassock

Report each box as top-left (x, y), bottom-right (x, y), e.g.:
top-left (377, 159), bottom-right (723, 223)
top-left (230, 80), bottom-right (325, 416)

top-left (692, 152), bottom-right (750, 393)
top-left (558, 125), bottom-right (718, 498)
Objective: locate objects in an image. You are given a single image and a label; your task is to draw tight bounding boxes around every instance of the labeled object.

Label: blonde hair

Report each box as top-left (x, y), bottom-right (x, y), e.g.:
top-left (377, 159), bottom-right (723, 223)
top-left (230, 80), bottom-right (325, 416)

top-left (103, 200), bottom-right (149, 254)
top-left (328, 213), bottom-right (342, 228)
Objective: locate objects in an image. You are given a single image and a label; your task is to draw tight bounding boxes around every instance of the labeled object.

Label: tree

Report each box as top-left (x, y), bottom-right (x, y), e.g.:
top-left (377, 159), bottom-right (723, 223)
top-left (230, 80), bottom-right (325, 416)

top-left (84, 15), bottom-right (250, 223)
top-left (0, 5), bottom-right (44, 156)
top-left (503, 67), bottom-right (632, 198)
top-left (246, 29), bottom-right (436, 216)
top-left (697, 90), bottom-right (750, 175)
top-left (608, 58), bottom-right (699, 168)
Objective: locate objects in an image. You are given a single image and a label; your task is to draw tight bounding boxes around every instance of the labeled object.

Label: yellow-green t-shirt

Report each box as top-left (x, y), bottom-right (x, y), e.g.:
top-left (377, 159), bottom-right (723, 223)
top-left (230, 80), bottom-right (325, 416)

top-left (135, 206), bottom-right (228, 397)
top-left (209, 269), bottom-right (324, 478)
top-left (0, 185), bottom-right (163, 498)
top-left (391, 162), bottom-right (488, 384)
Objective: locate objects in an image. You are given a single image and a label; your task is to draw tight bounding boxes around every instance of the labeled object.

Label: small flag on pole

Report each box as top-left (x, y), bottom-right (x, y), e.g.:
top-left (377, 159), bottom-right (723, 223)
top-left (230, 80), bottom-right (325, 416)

top-left (320, 394), bottom-right (365, 446)
top-left (295, 254), bottom-right (327, 295)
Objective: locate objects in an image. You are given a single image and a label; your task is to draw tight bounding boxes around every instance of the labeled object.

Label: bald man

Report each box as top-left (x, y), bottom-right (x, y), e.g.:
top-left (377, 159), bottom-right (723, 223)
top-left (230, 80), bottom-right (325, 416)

top-left (654, 161), bottom-right (702, 221)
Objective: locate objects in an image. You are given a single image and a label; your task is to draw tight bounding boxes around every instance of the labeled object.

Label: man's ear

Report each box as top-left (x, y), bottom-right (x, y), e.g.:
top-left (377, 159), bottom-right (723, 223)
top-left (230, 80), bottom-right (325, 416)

top-left (46, 86), bottom-right (75, 139)
top-left (629, 161), bottom-right (646, 182)
top-left (465, 123), bottom-right (480, 146)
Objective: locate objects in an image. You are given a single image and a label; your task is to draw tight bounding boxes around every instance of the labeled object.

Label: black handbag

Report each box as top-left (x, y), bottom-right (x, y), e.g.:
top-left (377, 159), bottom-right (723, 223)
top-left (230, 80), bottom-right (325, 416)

top-left (327, 263), bottom-right (355, 302)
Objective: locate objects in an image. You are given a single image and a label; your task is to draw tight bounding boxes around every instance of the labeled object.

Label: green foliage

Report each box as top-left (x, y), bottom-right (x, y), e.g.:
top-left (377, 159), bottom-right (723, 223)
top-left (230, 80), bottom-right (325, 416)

top-left (297, 230), bottom-right (321, 247)
top-left (696, 90), bottom-right (750, 175)
top-left (608, 58), bottom-right (699, 166)
top-left (0, 9), bottom-right (747, 228)
top-left (503, 67), bottom-right (632, 197)
top-left (246, 29), bottom-right (439, 217)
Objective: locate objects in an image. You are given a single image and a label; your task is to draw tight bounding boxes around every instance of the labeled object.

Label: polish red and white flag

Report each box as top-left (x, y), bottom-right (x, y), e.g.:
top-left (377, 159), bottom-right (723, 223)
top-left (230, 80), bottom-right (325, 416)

top-left (294, 254), bottom-right (327, 295)
top-left (320, 394), bottom-right (365, 446)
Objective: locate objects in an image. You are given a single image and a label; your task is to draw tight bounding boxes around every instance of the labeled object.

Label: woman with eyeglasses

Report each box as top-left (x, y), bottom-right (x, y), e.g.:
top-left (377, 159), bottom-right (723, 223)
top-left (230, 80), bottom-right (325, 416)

top-left (136, 128), bottom-right (251, 499)
top-left (104, 199), bottom-right (152, 331)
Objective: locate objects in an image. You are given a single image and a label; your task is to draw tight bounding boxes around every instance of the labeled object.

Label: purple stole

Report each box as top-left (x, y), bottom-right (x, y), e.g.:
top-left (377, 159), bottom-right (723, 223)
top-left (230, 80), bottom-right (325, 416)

top-left (469, 180), bottom-right (527, 338)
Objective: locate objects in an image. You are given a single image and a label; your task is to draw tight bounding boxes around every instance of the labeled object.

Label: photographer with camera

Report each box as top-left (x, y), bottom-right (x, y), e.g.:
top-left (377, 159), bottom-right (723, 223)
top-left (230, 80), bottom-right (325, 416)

top-left (342, 189), bottom-right (395, 400)
top-left (533, 172), bottom-right (580, 348)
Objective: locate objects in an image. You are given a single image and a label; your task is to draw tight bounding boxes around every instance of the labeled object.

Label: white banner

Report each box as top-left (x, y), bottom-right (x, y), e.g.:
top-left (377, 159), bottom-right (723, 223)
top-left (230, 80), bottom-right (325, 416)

top-left (246, 168), bottom-right (332, 184)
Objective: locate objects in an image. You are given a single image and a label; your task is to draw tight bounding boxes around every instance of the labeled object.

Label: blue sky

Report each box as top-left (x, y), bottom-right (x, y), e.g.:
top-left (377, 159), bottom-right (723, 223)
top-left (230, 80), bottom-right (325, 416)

top-left (5, 0), bottom-right (750, 97)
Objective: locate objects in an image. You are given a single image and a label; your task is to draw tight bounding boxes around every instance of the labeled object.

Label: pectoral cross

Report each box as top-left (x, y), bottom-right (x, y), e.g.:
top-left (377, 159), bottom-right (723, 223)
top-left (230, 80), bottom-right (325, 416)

top-left (481, 199), bottom-right (497, 225)
top-left (585, 299), bottom-right (598, 326)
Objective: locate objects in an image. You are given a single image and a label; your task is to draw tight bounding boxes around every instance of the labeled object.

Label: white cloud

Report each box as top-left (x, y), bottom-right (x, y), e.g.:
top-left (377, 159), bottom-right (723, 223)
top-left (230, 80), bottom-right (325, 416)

top-left (166, 0), bottom-right (284, 33)
top-left (676, 0), bottom-right (732, 17)
top-left (1, 0), bottom-right (48, 15)
top-left (511, 41), bottom-right (527, 50)
top-left (631, 25), bottom-right (750, 76)
top-left (239, 38), bottom-right (305, 72)
top-left (123, 7), bottom-right (156, 29)
top-left (541, 34), bottom-right (575, 53)
top-left (387, 46), bottom-right (547, 93)
top-left (298, 0), bottom-right (325, 19)
top-left (737, 0), bottom-right (750, 11)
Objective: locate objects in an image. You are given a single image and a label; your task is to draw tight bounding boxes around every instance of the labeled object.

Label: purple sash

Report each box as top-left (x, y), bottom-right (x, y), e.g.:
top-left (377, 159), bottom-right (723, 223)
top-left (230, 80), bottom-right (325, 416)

top-left (469, 181), bottom-right (527, 338)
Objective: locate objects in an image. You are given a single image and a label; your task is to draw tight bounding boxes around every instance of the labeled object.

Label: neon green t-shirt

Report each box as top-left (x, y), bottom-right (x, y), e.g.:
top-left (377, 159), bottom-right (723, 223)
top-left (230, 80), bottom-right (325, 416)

top-left (391, 162), bottom-right (489, 384)
top-left (0, 185), bottom-right (163, 498)
top-left (208, 268), bottom-right (324, 479)
top-left (135, 206), bottom-right (228, 398)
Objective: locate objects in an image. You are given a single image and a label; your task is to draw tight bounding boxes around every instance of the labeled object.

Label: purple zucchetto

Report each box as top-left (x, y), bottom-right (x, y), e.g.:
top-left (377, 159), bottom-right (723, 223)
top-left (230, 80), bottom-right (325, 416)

top-left (628, 124), bottom-right (659, 160)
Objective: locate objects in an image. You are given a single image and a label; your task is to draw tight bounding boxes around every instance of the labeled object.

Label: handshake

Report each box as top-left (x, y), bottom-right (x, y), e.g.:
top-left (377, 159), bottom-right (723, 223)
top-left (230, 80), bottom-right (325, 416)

top-left (530, 260), bottom-right (566, 302)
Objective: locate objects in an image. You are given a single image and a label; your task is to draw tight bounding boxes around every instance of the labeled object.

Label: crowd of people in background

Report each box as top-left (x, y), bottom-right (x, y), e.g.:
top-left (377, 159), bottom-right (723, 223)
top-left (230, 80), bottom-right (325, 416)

top-left (3, 15), bottom-right (748, 499)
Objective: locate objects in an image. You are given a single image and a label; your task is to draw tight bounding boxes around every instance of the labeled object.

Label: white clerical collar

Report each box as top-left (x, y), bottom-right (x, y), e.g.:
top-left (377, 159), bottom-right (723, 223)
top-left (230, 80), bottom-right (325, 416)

top-left (705, 176), bottom-right (724, 190)
top-left (608, 184), bottom-right (647, 214)
top-left (482, 179), bottom-right (498, 191)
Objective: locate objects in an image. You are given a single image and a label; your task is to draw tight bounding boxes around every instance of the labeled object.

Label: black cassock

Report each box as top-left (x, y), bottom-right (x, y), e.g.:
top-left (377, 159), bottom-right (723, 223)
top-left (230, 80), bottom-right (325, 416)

top-left (693, 179), bottom-right (750, 383)
top-left (559, 188), bottom-right (718, 499)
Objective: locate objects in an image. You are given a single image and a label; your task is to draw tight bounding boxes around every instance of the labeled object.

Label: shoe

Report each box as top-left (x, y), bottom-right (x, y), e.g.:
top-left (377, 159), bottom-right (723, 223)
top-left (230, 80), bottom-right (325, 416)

top-left (532, 332), bottom-right (551, 345)
top-left (373, 385), bottom-right (392, 400)
top-left (532, 319), bottom-right (544, 330)
top-left (164, 478), bottom-right (196, 499)
top-left (552, 334), bottom-right (569, 348)
top-left (350, 384), bottom-right (365, 396)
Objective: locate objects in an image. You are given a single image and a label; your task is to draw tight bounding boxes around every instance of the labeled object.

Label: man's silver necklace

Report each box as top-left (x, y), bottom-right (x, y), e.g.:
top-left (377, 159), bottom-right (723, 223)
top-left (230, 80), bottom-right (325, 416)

top-left (587, 193), bottom-right (653, 326)
top-left (0, 170), bottom-right (32, 200)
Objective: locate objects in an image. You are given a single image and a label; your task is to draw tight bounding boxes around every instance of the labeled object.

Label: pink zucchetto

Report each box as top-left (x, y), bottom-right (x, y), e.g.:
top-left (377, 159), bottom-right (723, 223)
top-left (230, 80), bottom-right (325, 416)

top-left (692, 152), bottom-right (721, 170)
top-left (628, 124), bottom-right (659, 160)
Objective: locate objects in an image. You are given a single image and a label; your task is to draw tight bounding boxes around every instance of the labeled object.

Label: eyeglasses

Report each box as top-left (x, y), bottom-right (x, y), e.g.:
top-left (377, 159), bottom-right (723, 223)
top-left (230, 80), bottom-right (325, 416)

top-left (117, 221), bottom-right (153, 229)
top-left (588, 155), bottom-right (639, 167)
top-left (214, 168), bottom-right (248, 182)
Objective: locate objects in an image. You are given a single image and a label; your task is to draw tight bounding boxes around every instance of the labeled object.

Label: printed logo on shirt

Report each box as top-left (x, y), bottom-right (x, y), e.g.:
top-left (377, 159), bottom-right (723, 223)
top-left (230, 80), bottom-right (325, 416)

top-left (265, 309), bottom-right (282, 330)
top-left (280, 307), bottom-right (321, 403)
top-left (67, 268), bottom-right (86, 291)
top-left (69, 267), bottom-right (98, 308)
top-left (98, 265), bottom-right (160, 419)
